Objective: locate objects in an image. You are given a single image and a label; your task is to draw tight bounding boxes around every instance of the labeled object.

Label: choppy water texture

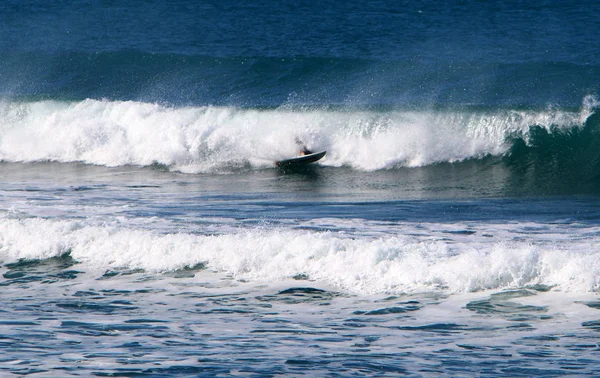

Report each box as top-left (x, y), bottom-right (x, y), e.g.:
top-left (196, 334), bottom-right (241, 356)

top-left (1, 0), bottom-right (600, 376)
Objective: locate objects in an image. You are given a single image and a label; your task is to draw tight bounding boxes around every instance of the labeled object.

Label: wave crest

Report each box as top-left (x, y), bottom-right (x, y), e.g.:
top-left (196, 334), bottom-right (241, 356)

top-left (0, 98), bottom-right (596, 173)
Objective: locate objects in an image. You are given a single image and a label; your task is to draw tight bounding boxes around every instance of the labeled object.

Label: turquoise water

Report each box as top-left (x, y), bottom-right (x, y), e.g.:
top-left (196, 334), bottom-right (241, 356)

top-left (1, 0), bottom-right (600, 376)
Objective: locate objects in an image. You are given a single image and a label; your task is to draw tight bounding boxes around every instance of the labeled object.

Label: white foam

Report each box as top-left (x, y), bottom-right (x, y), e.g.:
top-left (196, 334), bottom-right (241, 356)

top-left (1, 217), bottom-right (599, 294)
top-left (0, 98), bottom-right (591, 172)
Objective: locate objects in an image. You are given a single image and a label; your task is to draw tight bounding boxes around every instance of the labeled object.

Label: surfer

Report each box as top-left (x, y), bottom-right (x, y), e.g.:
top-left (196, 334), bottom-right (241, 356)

top-left (295, 137), bottom-right (312, 156)
top-left (275, 140), bottom-right (326, 168)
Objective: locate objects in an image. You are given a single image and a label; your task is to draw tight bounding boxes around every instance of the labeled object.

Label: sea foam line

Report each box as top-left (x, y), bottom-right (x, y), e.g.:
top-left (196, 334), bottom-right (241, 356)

top-left (1, 217), bottom-right (599, 294)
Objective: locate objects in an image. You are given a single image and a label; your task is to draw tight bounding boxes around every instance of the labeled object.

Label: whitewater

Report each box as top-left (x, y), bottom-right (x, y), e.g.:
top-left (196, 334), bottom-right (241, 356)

top-left (0, 96), bottom-right (595, 172)
top-left (3, 157), bottom-right (600, 376)
top-left (2, 214), bottom-right (600, 294)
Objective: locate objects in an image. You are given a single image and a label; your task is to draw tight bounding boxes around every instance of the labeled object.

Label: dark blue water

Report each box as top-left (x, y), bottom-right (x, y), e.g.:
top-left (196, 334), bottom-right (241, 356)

top-left (1, 0), bottom-right (599, 107)
top-left (2, 1), bottom-right (600, 376)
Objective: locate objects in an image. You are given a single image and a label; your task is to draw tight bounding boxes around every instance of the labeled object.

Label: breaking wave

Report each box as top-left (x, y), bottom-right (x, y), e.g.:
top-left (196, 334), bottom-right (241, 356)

top-left (0, 96), bottom-right (597, 173)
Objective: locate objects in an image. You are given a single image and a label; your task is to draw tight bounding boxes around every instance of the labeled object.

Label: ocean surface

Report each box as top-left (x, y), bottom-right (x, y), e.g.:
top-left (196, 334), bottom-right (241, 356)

top-left (1, 0), bottom-right (600, 376)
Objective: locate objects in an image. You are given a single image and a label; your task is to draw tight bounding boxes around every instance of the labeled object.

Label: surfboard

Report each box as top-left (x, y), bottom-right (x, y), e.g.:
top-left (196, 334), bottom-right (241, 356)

top-left (275, 151), bottom-right (326, 168)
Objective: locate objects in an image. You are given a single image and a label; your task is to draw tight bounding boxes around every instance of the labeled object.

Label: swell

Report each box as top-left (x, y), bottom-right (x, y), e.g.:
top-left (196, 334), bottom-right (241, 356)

top-left (1, 51), bottom-right (598, 107)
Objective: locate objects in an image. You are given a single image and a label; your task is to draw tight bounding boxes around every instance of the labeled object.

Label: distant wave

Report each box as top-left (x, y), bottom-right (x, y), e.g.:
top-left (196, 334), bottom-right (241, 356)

top-left (2, 216), bottom-right (600, 294)
top-left (1, 51), bottom-right (598, 107)
top-left (0, 96), bottom-right (596, 173)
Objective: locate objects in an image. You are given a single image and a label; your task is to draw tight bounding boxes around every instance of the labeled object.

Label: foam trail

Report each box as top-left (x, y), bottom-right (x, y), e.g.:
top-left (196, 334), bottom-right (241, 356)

top-left (0, 98), bottom-right (592, 172)
top-left (2, 217), bottom-right (600, 294)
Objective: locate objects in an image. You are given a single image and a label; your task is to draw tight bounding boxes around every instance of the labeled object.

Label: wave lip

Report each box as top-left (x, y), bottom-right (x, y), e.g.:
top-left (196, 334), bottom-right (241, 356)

top-left (0, 97), bottom-right (596, 173)
top-left (2, 217), bottom-right (600, 294)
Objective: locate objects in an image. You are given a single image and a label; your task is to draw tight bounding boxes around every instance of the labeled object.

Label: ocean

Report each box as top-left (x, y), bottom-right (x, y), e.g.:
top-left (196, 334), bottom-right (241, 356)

top-left (1, 0), bottom-right (600, 376)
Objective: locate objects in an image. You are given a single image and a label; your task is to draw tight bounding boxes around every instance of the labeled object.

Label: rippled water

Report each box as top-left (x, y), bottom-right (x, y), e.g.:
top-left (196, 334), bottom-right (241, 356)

top-left (2, 163), bottom-right (600, 376)
top-left (3, 262), bottom-right (600, 376)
